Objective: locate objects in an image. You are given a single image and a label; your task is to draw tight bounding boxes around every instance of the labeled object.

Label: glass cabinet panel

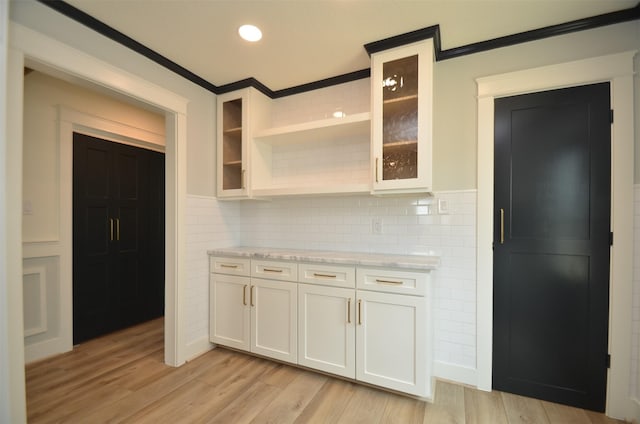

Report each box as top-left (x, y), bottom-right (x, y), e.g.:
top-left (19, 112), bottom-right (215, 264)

top-left (221, 98), bottom-right (243, 191)
top-left (371, 38), bottom-right (433, 194)
top-left (382, 55), bottom-right (418, 181)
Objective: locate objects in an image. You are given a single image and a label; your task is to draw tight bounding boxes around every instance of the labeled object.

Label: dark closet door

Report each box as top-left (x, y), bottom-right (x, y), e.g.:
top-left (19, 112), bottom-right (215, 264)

top-left (73, 133), bottom-right (164, 344)
top-left (493, 83), bottom-right (611, 411)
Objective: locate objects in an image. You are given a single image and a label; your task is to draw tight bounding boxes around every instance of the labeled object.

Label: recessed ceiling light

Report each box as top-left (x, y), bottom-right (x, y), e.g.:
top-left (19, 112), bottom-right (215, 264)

top-left (238, 24), bottom-right (262, 42)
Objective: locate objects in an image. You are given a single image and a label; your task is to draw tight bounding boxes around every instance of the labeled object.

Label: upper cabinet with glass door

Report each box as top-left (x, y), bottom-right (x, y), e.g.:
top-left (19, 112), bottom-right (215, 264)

top-left (371, 39), bottom-right (434, 194)
top-left (216, 88), bottom-right (270, 198)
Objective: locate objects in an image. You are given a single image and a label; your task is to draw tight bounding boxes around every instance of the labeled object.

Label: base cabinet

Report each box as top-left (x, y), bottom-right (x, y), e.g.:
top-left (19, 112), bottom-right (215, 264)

top-left (251, 278), bottom-right (298, 363)
top-left (210, 273), bottom-right (251, 351)
top-left (356, 290), bottom-right (428, 397)
top-left (298, 284), bottom-right (356, 378)
top-left (210, 254), bottom-right (433, 398)
top-left (210, 268), bottom-right (297, 364)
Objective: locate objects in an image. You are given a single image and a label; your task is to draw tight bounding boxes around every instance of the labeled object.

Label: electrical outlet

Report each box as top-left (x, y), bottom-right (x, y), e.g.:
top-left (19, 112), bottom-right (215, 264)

top-left (372, 218), bottom-right (383, 234)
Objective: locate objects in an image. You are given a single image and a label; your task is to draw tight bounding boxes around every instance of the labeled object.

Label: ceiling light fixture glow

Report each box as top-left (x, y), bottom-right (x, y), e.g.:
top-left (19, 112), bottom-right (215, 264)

top-left (239, 24), bottom-right (262, 42)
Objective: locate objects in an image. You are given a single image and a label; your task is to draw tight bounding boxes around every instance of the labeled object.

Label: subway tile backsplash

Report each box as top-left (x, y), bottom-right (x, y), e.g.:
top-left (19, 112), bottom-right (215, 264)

top-left (186, 190), bottom-right (477, 370)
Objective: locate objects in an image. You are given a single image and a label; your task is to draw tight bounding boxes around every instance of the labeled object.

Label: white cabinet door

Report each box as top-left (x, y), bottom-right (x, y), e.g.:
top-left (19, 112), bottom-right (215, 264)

top-left (371, 39), bottom-right (433, 194)
top-left (356, 290), bottom-right (427, 397)
top-left (251, 278), bottom-right (298, 364)
top-left (298, 284), bottom-right (355, 378)
top-left (210, 273), bottom-right (250, 351)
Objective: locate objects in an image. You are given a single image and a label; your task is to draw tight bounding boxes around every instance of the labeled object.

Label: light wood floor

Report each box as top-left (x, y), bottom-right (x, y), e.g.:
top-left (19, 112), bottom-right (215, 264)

top-left (26, 318), bottom-right (626, 424)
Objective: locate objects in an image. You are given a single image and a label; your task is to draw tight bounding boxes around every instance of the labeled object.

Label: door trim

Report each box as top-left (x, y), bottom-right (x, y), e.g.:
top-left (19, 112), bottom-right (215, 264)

top-left (9, 21), bottom-right (189, 369)
top-left (476, 50), bottom-right (636, 418)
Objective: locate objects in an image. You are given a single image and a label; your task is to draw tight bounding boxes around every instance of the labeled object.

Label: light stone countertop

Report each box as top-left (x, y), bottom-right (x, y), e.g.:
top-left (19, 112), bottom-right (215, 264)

top-left (207, 247), bottom-right (440, 271)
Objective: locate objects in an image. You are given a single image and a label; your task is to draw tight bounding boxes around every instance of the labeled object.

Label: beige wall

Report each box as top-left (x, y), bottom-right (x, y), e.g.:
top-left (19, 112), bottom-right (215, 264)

top-left (432, 20), bottom-right (639, 190)
top-left (23, 71), bottom-right (165, 242)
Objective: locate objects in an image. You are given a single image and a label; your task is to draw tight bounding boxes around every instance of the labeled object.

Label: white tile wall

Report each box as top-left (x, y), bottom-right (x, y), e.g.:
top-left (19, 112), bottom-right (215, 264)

top-left (271, 79), bottom-right (370, 127)
top-left (238, 190), bottom-right (477, 369)
top-left (631, 185), bottom-right (640, 400)
top-left (185, 195), bottom-right (241, 345)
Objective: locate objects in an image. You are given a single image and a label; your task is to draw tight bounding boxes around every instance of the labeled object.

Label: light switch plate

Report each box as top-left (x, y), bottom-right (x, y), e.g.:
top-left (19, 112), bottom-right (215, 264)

top-left (437, 199), bottom-right (449, 215)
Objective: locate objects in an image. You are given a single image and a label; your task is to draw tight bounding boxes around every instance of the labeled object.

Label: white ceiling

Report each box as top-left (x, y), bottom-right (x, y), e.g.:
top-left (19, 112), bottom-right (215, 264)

top-left (64, 0), bottom-right (637, 92)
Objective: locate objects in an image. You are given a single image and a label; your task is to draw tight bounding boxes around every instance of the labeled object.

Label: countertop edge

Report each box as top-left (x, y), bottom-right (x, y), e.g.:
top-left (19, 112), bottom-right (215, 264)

top-left (207, 248), bottom-right (440, 271)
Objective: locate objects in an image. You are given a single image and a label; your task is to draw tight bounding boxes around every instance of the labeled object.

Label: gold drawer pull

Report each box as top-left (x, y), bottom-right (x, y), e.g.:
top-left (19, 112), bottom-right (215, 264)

top-left (242, 285), bottom-right (248, 306)
top-left (313, 273), bottom-right (337, 279)
top-left (263, 268), bottom-right (283, 273)
top-left (375, 279), bottom-right (403, 285)
top-left (220, 264), bottom-right (239, 269)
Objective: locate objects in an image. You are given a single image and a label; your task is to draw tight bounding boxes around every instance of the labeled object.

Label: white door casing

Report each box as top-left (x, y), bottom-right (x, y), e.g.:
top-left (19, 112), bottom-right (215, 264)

top-left (476, 50), bottom-right (636, 419)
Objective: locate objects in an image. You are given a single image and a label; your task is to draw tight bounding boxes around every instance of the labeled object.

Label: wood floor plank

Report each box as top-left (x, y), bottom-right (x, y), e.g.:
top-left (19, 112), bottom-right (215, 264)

top-left (25, 318), bottom-right (625, 424)
top-left (541, 400), bottom-right (592, 424)
top-left (501, 391), bottom-right (550, 424)
top-left (336, 385), bottom-right (390, 424)
top-left (423, 380), bottom-right (465, 424)
top-left (379, 392), bottom-right (426, 424)
top-left (464, 386), bottom-right (508, 424)
top-left (250, 370), bottom-right (328, 424)
top-left (294, 378), bottom-right (357, 423)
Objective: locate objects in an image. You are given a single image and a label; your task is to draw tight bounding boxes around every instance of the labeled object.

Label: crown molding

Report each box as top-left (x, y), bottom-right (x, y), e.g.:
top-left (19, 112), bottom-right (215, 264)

top-left (36, 0), bottom-right (640, 99)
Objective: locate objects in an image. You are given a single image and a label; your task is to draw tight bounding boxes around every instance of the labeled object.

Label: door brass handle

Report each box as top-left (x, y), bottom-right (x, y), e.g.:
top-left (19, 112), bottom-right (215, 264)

top-left (375, 157), bottom-right (379, 183)
top-left (109, 218), bottom-right (114, 241)
top-left (357, 299), bottom-right (362, 325)
top-left (116, 218), bottom-right (120, 241)
top-left (347, 298), bottom-right (352, 324)
top-left (500, 208), bottom-right (505, 244)
top-left (243, 285), bottom-right (248, 306)
top-left (313, 273), bottom-right (337, 279)
top-left (250, 285), bottom-right (255, 307)
top-left (263, 268), bottom-right (283, 273)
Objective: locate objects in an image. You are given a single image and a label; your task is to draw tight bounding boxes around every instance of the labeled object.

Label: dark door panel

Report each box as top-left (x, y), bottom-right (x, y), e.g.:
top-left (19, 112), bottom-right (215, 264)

top-left (493, 83), bottom-right (611, 412)
top-left (73, 133), bottom-right (164, 344)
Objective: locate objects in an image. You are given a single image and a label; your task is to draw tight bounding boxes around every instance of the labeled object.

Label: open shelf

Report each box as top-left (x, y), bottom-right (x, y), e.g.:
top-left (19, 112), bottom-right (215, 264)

top-left (254, 112), bottom-right (371, 145)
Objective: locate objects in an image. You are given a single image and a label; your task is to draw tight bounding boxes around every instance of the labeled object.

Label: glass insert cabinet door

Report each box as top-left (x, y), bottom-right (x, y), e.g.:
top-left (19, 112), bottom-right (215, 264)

top-left (221, 98), bottom-right (243, 191)
top-left (371, 39), bottom-right (433, 193)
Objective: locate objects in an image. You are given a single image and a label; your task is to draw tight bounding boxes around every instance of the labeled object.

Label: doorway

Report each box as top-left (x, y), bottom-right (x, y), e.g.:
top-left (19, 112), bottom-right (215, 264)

top-left (475, 52), bottom-right (635, 418)
top-left (492, 83), bottom-right (611, 411)
top-left (73, 133), bottom-right (165, 344)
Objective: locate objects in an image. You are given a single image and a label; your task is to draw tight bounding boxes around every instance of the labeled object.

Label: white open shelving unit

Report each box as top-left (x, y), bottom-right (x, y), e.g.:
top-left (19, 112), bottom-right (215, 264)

top-left (251, 112), bottom-right (372, 197)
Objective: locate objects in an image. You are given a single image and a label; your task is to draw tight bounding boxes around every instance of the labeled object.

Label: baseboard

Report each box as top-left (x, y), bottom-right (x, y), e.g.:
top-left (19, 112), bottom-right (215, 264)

top-left (184, 336), bottom-right (215, 362)
top-left (24, 337), bottom-right (72, 364)
top-left (433, 360), bottom-right (477, 387)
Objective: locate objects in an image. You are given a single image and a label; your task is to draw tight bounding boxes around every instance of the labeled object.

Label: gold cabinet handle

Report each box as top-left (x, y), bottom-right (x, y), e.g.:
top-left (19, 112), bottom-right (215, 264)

top-left (109, 218), bottom-right (114, 241)
top-left (500, 208), bottom-right (505, 244)
top-left (250, 285), bottom-right (255, 307)
top-left (221, 264), bottom-right (239, 269)
top-left (263, 268), bottom-right (283, 273)
top-left (357, 299), bottom-right (362, 325)
top-left (243, 285), bottom-right (248, 306)
top-left (241, 169), bottom-right (246, 189)
top-left (375, 279), bottom-right (403, 285)
top-left (313, 273), bottom-right (337, 279)
top-left (375, 157), bottom-right (379, 183)
top-left (347, 298), bottom-right (352, 324)
top-left (116, 218), bottom-right (120, 241)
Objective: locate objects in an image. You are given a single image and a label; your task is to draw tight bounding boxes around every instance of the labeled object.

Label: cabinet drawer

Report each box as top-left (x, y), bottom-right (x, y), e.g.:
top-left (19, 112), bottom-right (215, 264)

top-left (356, 267), bottom-right (428, 296)
top-left (210, 257), bottom-right (251, 276)
top-left (298, 263), bottom-right (355, 288)
top-left (251, 260), bottom-right (298, 282)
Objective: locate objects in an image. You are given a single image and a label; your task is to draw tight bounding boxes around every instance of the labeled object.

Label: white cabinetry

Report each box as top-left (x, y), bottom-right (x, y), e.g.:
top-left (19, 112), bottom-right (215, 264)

top-left (210, 257), bottom-right (298, 364)
top-left (210, 253), bottom-right (433, 398)
top-left (371, 39), bottom-right (434, 194)
top-left (216, 88), bottom-right (270, 199)
top-left (298, 283), bottom-right (356, 378)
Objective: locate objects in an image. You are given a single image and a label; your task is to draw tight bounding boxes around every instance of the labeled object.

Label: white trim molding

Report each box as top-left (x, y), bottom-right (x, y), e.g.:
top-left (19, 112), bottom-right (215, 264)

top-left (10, 21), bottom-right (190, 374)
top-left (22, 266), bottom-right (47, 338)
top-left (476, 50), bottom-right (636, 420)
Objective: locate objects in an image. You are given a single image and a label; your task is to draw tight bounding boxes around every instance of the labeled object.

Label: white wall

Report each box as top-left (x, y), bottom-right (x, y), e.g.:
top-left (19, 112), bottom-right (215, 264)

top-left (633, 185), bottom-right (640, 405)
